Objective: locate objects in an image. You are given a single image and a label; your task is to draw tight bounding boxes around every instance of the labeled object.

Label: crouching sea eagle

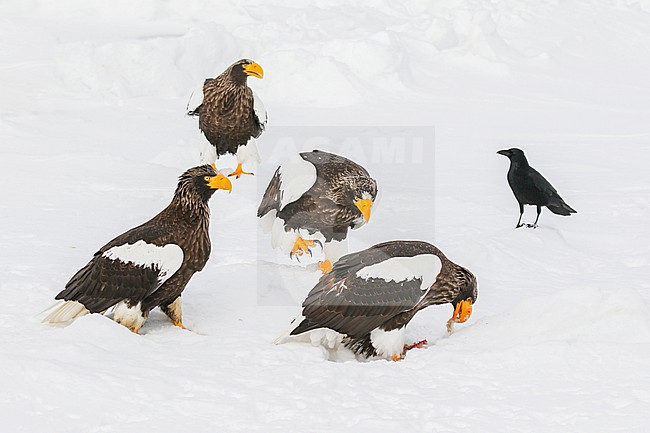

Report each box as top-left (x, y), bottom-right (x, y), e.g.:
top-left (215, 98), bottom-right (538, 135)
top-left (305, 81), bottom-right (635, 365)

top-left (257, 150), bottom-right (377, 273)
top-left (187, 59), bottom-right (267, 179)
top-left (274, 240), bottom-right (477, 361)
top-left (43, 165), bottom-right (232, 333)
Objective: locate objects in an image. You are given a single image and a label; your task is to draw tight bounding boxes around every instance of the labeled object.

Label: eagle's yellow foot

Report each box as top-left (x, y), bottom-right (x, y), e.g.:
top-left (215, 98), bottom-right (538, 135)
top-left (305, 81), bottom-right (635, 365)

top-left (391, 354), bottom-right (404, 362)
top-left (317, 260), bottom-right (333, 274)
top-left (290, 237), bottom-right (322, 261)
top-left (172, 321), bottom-right (186, 330)
top-left (129, 327), bottom-right (138, 334)
top-left (228, 163), bottom-right (254, 179)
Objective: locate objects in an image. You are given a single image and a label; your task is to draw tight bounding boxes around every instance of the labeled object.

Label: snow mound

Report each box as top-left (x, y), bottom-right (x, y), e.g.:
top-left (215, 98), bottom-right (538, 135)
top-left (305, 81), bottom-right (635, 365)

top-left (456, 287), bottom-right (650, 348)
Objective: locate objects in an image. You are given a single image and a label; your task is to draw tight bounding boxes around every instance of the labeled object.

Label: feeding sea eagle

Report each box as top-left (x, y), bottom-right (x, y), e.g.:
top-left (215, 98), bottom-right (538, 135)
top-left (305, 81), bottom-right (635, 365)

top-left (187, 58), bottom-right (267, 178)
top-left (257, 150), bottom-right (377, 273)
top-left (274, 240), bottom-right (477, 361)
top-left (43, 165), bottom-right (232, 333)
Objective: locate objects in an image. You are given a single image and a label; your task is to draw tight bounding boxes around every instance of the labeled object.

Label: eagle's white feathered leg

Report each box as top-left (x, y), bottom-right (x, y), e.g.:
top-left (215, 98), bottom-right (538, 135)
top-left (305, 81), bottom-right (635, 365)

top-left (370, 327), bottom-right (406, 360)
top-left (113, 301), bottom-right (147, 332)
top-left (324, 238), bottom-right (348, 264)
top-left (199, 133), bottom-right (217, 165)
top-left (236, 138), bottom-right (261, 166)
top-left (271, 217), bottom-right (299, 254)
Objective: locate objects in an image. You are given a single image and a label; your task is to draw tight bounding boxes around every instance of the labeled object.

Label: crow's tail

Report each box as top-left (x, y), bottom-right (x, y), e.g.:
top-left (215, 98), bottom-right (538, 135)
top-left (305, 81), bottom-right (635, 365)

top-left (547, 197), bottom-right (577, 216)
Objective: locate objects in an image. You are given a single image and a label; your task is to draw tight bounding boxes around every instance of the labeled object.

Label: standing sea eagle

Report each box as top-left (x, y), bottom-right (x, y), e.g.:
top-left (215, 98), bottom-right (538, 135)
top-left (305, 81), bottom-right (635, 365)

top-left (257, 150), bottom-right (378, 273)
top-left (497, 148), bottom-right (577, 228)
top-left (187, 58), bottom-right (267, 178)
top-left (43, 165), bottom-right (232, 333)
top-left (274, 240), bottom-right (477, 361)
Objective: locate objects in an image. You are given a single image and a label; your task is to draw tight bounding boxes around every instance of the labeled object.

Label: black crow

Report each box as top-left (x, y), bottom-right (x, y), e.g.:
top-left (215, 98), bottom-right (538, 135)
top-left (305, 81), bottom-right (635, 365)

top-left (497, 148), bottom-right (576, 228)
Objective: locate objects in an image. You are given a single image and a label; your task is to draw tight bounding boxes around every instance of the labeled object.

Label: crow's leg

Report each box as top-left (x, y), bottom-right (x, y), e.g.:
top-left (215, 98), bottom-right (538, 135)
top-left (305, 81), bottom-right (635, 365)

top-left (528, 206), bottom-right (541, 228)
top-left (516, 203), bottom-right (525, 228)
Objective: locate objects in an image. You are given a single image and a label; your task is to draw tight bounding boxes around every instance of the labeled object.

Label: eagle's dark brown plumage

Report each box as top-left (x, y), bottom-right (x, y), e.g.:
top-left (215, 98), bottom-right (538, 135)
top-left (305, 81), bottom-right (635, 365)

top-left (278, 240), bottom-right (477, 360)
top-left (43, 165), bottom-right (232, 332)
top-left (187, 59), bottom-right (266, 178)
top-left (257, 150), bottom-right (377, 272)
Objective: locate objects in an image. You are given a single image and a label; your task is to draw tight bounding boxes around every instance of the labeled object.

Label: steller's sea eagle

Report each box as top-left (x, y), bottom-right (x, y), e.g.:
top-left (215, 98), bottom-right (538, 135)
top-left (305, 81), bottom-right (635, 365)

top-left (187, 59), bottom-right (267, 179)
top-left (43, 165), bottom-right (232, 333)
top-left (257, 150), bottom-right (377, 273)
top-left (274, 240), bottom-right (477, 361)
top-left (497, 148), bottom-right (577, 228)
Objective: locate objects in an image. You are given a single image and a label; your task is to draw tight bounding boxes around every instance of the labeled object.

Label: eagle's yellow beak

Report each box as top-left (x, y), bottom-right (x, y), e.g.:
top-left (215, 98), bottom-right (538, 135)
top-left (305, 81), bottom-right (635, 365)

top-left (354, 199), bottom-right (373, 223)
top-left (244, 62), bottom-right (264, 79)
top-left (207, 174), bottom-right (233, 192)
top-left (452, 298), bottom-right (473, 323)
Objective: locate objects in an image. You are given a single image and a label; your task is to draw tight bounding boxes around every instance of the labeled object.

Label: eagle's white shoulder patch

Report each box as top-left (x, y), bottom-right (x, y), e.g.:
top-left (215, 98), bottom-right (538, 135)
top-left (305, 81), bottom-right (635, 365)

top-left (102, 240), bottom-right (184, 285)
top-left (278, 154), bottom-right (317, 210)
top-left (186, 82), bottom-right (205, 114)
top-left (355, 254), bottom-right (442, 292)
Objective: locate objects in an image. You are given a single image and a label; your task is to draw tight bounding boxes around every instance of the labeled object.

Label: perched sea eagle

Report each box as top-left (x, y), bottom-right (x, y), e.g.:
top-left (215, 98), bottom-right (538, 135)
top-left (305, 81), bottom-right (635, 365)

top-left (43, 165), bottom-right (232, 333)
top-left (187, 58), bottom-right (267, 178)
top-left (497, 148), bottom-right (577, 228)
top-left (257, 150), bottom-right (378, 273)
top-left (274, 240), bottom-right (477, 361)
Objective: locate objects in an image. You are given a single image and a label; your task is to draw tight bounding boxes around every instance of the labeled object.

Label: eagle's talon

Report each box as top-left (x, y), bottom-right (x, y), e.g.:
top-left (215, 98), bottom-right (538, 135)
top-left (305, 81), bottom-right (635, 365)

top-left (228, 163), bottom-right (254, 179)
top-left (172, 321), bottom-right (186, 330)
top-left (290, 237), bottom-right (318, 261)
top-left (317, 260), bottom-right (333, 274)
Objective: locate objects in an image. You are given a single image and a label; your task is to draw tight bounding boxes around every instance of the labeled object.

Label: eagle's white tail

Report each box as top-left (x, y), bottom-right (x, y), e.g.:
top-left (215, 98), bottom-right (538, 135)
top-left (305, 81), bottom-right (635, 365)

top-left (273, 314), bottom-right (343, 350)
top-left (42, 300), bottom-right (90, 324)
top-left (272, 315), bottom-right (302, 345)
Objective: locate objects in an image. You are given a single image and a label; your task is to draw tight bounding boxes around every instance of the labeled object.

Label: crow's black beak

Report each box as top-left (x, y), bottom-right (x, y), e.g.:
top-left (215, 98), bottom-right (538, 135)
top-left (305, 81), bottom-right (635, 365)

top-left (497, 149), bottom-right (509, 156)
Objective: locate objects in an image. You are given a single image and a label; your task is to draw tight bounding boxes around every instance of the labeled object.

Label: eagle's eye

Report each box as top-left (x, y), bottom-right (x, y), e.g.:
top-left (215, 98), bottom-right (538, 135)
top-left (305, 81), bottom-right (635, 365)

top-left (204, 176), bottom-right (211, 181)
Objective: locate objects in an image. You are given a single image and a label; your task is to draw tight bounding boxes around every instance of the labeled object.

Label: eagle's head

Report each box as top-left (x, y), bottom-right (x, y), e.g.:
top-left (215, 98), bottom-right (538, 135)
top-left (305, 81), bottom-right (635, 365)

top-left (177, 165), bottom-right (233, 203)
top-left (350, 178), bottom-right (378, 229)
top-left (449, 266), bottom-right (478, 324)
top-left (228, 59), bottom-right (264, 84)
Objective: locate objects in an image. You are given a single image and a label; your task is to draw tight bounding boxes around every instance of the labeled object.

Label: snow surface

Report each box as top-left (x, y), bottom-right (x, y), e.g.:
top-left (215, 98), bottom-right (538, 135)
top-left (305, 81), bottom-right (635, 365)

top-left (1, 1), bottom-right (650, 432)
